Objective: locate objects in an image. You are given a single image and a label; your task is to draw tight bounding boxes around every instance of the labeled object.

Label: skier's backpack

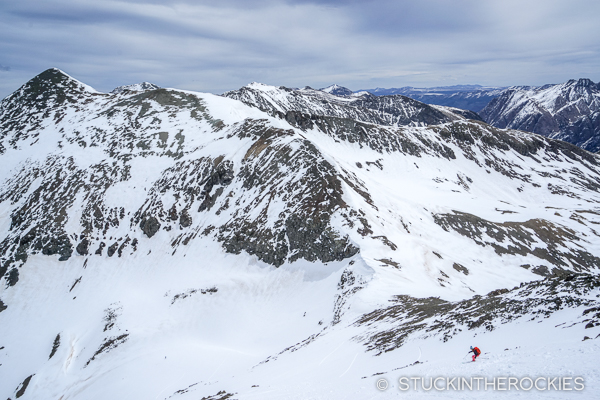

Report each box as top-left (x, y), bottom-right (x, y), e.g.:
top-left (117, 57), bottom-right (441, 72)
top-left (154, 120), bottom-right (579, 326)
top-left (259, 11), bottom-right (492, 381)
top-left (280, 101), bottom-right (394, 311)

top-left (473, 347), bottom-right (481, 356)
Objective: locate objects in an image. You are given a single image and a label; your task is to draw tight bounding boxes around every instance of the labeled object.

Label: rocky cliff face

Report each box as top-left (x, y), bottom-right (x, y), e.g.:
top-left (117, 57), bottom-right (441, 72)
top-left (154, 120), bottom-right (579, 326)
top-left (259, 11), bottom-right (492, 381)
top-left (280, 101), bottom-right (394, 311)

top-left (480, 79), bottom-right (600, 153)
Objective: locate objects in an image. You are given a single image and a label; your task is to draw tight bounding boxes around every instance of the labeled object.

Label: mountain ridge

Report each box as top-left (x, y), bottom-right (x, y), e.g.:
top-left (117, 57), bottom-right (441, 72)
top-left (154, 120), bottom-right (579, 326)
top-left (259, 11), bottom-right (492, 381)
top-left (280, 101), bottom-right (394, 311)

top-left (223, 82), bottom-right (482, 129)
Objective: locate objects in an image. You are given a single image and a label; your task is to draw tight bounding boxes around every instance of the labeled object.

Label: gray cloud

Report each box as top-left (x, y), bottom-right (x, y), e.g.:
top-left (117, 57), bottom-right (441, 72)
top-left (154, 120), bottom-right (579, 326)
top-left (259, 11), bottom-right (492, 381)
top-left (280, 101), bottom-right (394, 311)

top-left (1, 0), bottom-right (599, 98)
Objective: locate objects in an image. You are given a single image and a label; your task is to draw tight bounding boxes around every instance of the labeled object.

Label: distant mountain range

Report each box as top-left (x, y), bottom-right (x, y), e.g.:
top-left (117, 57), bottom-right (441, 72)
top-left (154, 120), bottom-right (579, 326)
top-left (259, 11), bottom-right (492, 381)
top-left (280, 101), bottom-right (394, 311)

top-left (480, 78), bottom-right (600, 153)
top-left (318, 80), bottom-right (600, 153)
top-left (356, 84), bottom-right (507, 112)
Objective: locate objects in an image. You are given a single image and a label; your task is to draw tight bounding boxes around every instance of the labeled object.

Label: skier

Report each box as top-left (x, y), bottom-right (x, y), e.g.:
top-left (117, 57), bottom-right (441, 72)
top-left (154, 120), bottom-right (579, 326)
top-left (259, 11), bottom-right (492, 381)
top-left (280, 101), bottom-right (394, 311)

top-left (469, 346), bottom-right (481, 362)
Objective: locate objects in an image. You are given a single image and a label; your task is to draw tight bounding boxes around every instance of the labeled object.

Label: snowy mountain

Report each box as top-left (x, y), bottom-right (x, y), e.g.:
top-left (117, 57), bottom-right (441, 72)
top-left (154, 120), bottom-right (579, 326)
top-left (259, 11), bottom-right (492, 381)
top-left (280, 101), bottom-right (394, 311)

top-left (319, 84), bottom-right (353, 97)
top-left (358, 85), bottom-right (506, 112)
top-left (481, 79), bottom-right (600, 153)
top-left (110, 81), bottom-right (161, 94)
top-left (1, 68), bottom-right (600, 399)
top-left (223, 82), bottom-right (482, 128)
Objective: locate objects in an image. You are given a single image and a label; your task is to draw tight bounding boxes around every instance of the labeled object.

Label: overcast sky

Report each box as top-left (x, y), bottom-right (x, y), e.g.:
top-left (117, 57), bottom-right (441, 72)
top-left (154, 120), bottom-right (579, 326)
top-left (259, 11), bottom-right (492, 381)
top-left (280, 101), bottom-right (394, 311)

top-left (1, 0), bottom-right (599, 98)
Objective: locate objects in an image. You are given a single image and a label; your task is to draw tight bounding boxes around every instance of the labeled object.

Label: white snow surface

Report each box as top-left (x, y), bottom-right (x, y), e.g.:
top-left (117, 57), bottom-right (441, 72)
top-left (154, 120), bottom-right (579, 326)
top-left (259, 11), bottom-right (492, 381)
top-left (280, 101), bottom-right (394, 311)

top-left (2, 249), bottom-right (599, 400)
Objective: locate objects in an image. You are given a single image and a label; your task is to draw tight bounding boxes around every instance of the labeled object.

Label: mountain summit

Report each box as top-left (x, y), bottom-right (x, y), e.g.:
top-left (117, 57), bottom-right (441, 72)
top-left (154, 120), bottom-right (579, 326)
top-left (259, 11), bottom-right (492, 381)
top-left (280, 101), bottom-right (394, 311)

top-left (1, 68), bottom-right (98, 110)
top-left (319, 84), bottom-right (353, 96)
top-left (111, 82), bottom-right (161, 94)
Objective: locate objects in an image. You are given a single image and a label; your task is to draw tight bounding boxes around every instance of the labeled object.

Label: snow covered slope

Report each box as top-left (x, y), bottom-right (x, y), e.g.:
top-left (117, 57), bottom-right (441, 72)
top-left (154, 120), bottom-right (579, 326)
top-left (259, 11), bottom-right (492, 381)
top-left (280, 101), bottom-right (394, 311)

top-left (1, 69), bottom-right (600, 399)
top-left (481, 79), bottom-right (600, 153)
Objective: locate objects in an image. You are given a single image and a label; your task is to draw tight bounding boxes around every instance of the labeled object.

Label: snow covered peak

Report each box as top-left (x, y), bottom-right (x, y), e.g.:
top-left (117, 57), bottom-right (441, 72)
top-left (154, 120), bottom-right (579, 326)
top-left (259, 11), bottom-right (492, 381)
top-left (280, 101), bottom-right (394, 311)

top-left (245, 82), bottom-right (286, 91)
top-left (111, 82), bottom-right (160, 94)
top-left (351, 90), bottom-right (372, 97)
top-left (246, 81), bottom-right (272, 89)
top-left (319, 84), bottom-right (353, 96)
top-left (13, 68), bottom-right (100, 98)
top-left (0, 68), bottom-right (104, 141)
top-left (566, 78), bottom-right (597, 88)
